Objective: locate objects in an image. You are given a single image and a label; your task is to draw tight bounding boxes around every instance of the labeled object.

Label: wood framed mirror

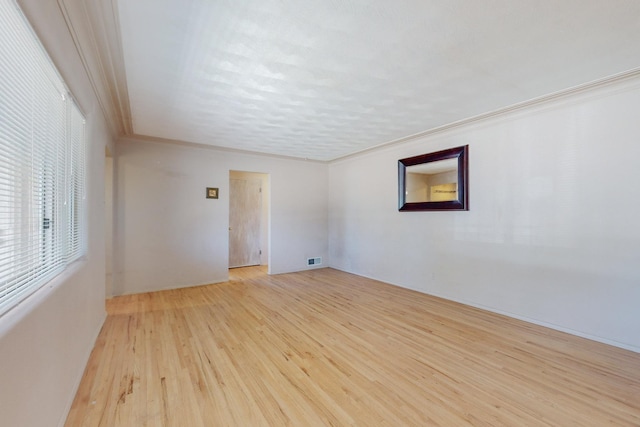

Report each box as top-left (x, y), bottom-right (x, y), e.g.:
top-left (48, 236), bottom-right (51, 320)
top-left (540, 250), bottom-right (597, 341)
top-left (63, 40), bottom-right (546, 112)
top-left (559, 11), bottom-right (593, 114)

top-left (398, 145), bottom-right (469, 211)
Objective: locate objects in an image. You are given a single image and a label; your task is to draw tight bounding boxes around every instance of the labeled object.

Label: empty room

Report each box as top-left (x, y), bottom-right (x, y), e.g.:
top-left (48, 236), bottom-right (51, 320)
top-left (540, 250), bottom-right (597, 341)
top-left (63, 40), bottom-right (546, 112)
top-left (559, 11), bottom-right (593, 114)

top-left (1, 0), bottom-right (639, 426)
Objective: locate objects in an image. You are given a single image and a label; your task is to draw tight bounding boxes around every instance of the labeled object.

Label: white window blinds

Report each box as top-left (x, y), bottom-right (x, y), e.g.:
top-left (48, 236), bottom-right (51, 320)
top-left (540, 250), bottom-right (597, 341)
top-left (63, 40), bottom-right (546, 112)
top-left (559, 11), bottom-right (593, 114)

top-left (0, 0), bottom-right (87, 316)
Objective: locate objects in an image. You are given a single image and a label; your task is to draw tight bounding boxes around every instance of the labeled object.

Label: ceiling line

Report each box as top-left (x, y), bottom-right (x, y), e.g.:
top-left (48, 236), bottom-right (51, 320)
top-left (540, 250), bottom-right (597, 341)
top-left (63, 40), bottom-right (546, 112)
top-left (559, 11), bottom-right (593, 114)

top-left (332, 66), bottom-right (640, 163)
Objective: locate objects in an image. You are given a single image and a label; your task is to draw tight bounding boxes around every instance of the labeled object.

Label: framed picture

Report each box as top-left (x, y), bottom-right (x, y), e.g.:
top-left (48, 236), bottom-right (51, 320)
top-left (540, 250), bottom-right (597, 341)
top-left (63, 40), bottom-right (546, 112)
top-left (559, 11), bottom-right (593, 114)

top-left (206, 187), bottom-right (219, 199)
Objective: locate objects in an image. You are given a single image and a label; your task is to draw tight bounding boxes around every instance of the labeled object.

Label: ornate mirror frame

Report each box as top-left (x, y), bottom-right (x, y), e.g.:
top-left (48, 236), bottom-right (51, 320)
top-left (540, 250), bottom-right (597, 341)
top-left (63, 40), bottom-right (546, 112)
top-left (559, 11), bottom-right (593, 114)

top-left (398, 145), bottom-right (469, 211)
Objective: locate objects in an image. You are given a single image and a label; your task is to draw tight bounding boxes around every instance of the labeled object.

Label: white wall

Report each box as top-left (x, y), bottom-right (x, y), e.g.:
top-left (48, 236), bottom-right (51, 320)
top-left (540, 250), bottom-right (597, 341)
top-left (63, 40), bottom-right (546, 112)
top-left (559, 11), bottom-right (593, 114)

top-left (0, 1), bottom-right (111, 426)
top-left (105, 155), bottom-right (114, 297)
top-left (114, 138), bottom-right (328, 295)
top-left (329, 74), bottom-right (640, 352)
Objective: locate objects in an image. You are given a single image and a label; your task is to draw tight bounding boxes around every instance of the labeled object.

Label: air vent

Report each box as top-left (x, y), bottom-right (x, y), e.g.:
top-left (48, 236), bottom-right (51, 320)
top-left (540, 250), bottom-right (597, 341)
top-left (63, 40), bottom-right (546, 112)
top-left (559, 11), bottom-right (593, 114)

top-left (307, 257), bottom-right (322, 266)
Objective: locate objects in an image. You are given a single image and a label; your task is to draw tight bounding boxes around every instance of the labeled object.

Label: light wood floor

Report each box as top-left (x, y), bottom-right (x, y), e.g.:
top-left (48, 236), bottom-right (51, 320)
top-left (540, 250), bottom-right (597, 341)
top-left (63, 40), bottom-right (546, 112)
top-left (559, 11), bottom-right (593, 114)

top-left (66, 267), bottom-right (640, 426)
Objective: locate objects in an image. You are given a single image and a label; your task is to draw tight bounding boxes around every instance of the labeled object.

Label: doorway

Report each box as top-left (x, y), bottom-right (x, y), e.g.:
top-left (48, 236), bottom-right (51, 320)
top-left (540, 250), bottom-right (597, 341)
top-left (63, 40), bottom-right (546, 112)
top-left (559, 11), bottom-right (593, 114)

top-left (229, 171), bottom-right (269, 269)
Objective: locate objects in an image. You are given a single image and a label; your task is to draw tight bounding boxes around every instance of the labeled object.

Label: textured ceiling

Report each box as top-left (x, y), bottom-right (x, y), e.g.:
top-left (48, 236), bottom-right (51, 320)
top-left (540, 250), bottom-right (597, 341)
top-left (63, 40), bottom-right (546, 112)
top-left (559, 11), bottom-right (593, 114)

top-left (116, 0), bottom-right (640, 161)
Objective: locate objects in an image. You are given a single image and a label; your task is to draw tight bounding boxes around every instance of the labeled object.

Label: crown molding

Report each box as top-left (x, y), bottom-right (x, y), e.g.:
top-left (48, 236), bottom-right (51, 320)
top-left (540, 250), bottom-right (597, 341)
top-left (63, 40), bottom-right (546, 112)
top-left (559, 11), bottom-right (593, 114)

top-left (332, 67), bottom-right (640, 163)
top-left (57, 0), bottom-right (132, 136)
top-left (119, 134), bottom-right (329, 164)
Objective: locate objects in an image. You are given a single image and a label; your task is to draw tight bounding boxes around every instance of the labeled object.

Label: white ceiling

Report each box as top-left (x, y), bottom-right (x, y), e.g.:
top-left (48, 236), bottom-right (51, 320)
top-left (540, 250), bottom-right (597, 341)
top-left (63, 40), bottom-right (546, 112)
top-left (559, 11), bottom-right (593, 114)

top-left (114, 0), bottom-right (640, 161)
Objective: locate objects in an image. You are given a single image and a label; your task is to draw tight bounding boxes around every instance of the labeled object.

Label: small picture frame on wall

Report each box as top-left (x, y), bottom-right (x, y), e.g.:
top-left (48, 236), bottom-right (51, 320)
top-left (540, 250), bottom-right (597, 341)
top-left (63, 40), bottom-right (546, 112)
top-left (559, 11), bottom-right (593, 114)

top-left (206, 187), bottom-right (219, 199)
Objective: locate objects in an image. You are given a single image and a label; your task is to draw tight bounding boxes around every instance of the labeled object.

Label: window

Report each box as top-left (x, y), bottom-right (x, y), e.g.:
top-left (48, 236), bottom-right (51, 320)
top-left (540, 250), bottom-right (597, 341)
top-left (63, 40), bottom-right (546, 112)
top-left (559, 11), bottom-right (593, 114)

top-left (0, 0), bottom-right (86, 316)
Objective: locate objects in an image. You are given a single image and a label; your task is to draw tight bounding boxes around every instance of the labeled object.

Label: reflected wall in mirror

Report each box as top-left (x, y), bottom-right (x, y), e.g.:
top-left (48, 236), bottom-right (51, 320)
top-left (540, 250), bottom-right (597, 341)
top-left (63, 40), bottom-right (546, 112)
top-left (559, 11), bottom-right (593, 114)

top-left (398, 145), bottom-right (468, 211)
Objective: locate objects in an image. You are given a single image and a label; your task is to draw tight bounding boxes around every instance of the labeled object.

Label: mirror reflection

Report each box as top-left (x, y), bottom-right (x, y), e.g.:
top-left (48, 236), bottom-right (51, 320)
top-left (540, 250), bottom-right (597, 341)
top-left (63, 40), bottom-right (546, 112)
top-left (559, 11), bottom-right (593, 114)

top-left (405, 158), bottom-right (458, 203)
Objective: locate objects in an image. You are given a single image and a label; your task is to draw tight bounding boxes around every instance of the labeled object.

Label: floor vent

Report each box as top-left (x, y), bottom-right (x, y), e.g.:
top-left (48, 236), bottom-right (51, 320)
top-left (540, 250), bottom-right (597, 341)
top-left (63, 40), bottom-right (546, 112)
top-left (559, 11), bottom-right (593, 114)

top-left (307, 257), bottom-right (322, 266)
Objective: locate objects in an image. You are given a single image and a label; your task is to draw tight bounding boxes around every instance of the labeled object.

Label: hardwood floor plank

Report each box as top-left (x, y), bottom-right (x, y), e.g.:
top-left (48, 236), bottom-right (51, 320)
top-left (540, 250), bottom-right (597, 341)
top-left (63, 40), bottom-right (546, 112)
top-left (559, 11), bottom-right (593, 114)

top-left (65, 267), bottom-right (640, 426)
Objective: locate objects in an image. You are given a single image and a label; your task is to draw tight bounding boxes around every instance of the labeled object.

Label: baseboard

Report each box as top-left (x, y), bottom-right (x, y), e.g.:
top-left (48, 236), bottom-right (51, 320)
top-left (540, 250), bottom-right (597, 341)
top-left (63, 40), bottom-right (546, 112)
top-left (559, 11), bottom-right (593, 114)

top-left (57, 311), bottom-right (107, 427)
top-left (114, 277), bottom-right (230, 297)
top-left (329, 265), bottom-right (640, 354)
top-left (449, 298), bottom-right (640, 354)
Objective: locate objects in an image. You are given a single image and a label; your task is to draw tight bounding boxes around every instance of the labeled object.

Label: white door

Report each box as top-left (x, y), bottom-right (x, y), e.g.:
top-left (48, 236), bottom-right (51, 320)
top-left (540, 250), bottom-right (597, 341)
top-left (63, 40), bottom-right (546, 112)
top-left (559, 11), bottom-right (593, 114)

top-left (229, 177), bottom-right (262, 268)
